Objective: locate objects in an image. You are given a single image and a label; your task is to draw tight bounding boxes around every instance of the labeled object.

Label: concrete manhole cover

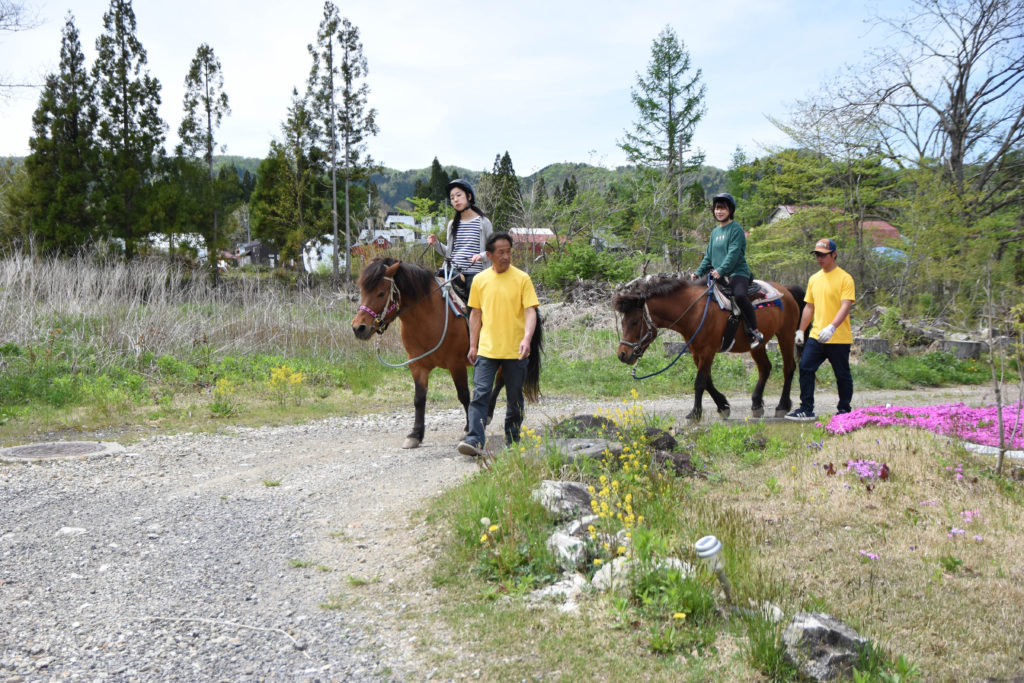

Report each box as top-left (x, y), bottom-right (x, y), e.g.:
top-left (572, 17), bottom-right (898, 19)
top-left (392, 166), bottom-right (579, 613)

top-left (0, 441), bottom-right (125, 461)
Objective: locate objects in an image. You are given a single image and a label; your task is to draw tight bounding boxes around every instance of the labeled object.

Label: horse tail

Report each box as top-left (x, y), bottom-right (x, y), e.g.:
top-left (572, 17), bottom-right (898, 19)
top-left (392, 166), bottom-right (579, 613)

top-left (785, 284), bottom-right (807, 320)
top-left (523, 311), bottom-right (544, 403)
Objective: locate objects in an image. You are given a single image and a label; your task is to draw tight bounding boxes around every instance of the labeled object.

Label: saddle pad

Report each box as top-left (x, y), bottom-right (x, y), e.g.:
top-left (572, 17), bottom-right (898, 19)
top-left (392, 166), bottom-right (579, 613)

top-left (711, 279), bottom-right (785, 311)
top-left (436, 277), bottom-right (467, 318)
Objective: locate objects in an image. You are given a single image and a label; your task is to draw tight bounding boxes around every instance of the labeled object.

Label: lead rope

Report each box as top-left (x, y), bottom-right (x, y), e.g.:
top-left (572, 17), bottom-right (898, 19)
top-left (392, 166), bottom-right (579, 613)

top-left (373, 263), bottom-right (460, 368)
top-left (630, 279), bottom-right (714, 380)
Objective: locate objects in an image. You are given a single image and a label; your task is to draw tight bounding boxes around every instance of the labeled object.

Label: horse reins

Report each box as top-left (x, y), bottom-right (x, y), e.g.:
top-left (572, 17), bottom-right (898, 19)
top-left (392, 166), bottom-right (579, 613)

top-left (626, 277), bottom-right (715, 380)
top-left (368, 262), bottom-right (465, 368)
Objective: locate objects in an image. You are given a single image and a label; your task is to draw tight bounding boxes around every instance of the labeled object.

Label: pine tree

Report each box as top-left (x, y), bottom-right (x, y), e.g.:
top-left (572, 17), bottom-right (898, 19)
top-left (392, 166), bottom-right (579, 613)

top-left (490, 151), bottom-right (521, 229)
top-left (177, 42), bottom-right (229, 275)
top-left (23, 13), bottom-right (98, 253)
top-left (92, 0), bottom-right (166, 257)
top-left (308, 7), bottom-right (378, 281)
top-left (426, 157), bottom-right (450, 209)
top-left (307, 1), bottom-right (344, 276)
top-left (335, 16), bottom-right (379, 282)
top-left (619, 25), bottom-right (706, 234)
top-left (251, 89), bottom-right (322, 262)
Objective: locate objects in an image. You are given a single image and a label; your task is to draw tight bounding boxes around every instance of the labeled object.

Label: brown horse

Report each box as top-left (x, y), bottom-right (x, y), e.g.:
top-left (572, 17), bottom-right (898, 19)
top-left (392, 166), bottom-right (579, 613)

top-left (352, 258), bottom-right (542, 448)
top-left (613, 275), bottom-right (805, 421)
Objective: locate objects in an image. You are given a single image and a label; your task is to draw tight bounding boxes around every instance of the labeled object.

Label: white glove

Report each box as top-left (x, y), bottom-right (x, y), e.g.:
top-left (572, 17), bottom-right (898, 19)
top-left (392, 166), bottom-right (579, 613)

top-left (795, 330), bottom-right (805, 345)
top-left (818, 324), bottom-right (836, 343)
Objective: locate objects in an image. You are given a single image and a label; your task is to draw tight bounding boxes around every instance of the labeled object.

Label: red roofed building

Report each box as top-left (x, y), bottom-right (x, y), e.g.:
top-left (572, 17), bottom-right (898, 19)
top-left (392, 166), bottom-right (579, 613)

top-left (767, 205), bottom-right (901, 247)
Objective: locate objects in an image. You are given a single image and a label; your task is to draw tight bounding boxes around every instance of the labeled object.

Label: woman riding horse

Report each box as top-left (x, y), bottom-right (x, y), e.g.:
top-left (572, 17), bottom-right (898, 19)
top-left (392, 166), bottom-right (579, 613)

top-left (614, 273), bottom-right (805, 421)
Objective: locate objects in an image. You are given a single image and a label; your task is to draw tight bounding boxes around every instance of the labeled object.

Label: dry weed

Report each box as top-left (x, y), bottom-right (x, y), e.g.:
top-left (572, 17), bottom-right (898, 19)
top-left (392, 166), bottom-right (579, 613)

top-left (712, 425), bottom-right (1024, 679)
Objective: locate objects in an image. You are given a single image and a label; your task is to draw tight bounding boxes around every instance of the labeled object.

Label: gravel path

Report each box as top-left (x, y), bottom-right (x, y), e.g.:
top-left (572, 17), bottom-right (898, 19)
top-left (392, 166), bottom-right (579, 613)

top-left (0, 383), bottom-right (998, 681)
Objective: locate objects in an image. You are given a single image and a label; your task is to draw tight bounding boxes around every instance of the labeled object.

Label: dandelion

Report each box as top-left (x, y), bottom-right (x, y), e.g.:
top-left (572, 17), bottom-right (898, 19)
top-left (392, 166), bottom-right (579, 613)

top-left (617, 545), bottom-right (627, 555)
top-left (594, 558), bottom-right (603, 566)
top-left (480, 517), bottom-right (491, 527)
top-left (480, 533), bottom-right (488, 543)
top-left (672, 612), bottom-right (686, 620)
top-left (488, 524), bottom-right (500, 532)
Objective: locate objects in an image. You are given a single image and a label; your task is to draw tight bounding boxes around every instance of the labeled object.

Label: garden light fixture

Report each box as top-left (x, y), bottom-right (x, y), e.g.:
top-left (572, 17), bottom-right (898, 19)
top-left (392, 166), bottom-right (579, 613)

top-left (695, 534), bottom-right (733, 604)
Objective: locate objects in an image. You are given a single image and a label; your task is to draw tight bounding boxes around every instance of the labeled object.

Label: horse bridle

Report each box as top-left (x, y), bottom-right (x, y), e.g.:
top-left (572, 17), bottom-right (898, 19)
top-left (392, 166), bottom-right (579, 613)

top-left (359, 275), bottom-right (400, 334)
top-left (617, 299), bottom-right (658, 357)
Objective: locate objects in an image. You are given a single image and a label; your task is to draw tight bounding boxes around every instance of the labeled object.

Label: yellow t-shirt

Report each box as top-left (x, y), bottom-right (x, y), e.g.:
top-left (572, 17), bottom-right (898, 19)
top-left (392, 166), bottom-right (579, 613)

top-left (805, 266), bottom-right (856, 344)
top-left (468, 266), bottom-right (540, 359)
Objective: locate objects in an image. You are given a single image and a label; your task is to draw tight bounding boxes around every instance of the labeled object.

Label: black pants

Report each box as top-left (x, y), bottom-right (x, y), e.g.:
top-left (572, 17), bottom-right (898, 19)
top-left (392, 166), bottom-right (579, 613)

top-left (798, 339), bottom-right (853, 414)
top-left (730, 275), bottom-right (758, 332)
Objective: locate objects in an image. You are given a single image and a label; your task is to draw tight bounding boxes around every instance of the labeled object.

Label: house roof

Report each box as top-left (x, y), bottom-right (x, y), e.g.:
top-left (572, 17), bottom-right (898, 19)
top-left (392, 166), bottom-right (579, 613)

top-left (510, 228), bottom-right (555, 244)
top-left (768, 205), bottom-right (901, 246)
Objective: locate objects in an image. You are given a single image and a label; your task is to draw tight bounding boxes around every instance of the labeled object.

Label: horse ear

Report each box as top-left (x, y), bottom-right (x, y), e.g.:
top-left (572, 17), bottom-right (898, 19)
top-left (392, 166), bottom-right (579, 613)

top-left (385, 262), bottom-right (400, 278)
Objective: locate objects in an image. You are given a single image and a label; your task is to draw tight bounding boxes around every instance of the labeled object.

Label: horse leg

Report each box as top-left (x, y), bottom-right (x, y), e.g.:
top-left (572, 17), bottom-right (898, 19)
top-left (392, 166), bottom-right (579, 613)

top-left (404, 366), bottom-right (430, 449)
top-left (705, 375), bottom-right (731, 420)
top-left (451, 365), bottom-right (471, 434)
top-left (749, 346), bottom-right (771, 419)
top-left (687, 354), bottom-right (713, 422)
top-left (487, 367), bottom-right (505, 427)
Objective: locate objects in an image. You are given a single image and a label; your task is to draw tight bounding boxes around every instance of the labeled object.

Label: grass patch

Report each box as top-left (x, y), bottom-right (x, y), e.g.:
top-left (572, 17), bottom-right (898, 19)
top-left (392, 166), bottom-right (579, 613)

top-left (423, 398), bottom-right (1023, 680)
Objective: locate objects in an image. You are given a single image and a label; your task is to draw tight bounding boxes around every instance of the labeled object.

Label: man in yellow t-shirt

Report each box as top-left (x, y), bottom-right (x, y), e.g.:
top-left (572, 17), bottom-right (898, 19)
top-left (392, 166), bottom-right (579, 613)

top-left (457, 233), bottom-right (540, 456)
top-left (785, 238), bottom-right (857, 422)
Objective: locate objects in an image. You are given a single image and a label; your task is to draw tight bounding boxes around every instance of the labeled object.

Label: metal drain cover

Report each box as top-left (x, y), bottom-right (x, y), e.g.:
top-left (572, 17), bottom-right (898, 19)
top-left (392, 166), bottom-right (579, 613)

top-left (0, 441), bottom-right (125, 461)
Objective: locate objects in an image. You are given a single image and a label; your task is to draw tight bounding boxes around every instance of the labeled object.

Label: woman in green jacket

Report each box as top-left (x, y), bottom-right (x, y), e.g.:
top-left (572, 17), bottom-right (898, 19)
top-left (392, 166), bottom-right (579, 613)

top-left (692, 192), bottom-right (763, 348)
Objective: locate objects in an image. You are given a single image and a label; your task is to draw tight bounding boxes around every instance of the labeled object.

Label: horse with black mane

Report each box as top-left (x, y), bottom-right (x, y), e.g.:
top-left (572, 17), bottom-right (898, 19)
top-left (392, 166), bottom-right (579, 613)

top-left (613, 274), bottom-right (805, 421)
top-left (352, 257), bottom-right (542, 448)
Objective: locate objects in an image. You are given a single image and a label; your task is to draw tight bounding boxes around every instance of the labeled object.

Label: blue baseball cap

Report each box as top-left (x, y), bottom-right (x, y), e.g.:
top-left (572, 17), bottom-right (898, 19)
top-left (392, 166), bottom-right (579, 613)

top-left (811, 238), bottom-right (837, 254)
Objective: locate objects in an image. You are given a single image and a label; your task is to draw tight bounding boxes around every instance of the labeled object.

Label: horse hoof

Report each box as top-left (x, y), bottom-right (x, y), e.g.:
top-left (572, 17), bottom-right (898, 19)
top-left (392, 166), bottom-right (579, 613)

top-left (402, 437), bottom-right (421, 449)
top-left (686, 411), bottom-right (702, 422)
top-left (718, 407), bottom-right (731, 420)
top-left (774, 408), bottom-right (788, 418)
top-left (751, 408), bottom-right (764, 419)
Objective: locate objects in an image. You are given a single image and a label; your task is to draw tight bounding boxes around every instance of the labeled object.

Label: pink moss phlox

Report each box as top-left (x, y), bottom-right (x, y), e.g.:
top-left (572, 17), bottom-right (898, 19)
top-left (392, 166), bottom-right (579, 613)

top-left (845, 459), bottom-right (888, 480)
top-left (859, 549), bottom-right (880, 560)
top-left (825, 402), bottom-right (1024, 449)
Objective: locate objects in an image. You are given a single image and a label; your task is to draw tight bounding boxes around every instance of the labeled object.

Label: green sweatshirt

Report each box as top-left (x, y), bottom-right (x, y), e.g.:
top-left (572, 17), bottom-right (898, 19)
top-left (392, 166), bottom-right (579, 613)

top-left (696, 220), bottom-right (752, 279)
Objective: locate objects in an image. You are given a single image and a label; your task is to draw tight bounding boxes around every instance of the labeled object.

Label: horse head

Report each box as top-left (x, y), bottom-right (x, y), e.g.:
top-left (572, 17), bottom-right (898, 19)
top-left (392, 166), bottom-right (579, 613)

top-left (612, 289), bottom-right (658, 364)
top-left (352, 258), bottom-right (402, 339)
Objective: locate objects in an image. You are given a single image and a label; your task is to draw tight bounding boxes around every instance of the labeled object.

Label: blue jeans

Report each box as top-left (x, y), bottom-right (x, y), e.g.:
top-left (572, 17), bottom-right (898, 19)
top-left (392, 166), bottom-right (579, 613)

top-left (798, 339), bottom-right (853, 414)
top-left (465, 356), bottom-right (528, 447)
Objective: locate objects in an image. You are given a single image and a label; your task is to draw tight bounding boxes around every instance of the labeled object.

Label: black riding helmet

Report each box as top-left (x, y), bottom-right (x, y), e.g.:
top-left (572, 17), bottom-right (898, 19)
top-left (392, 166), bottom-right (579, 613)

top-left (445, 178), bottom-right (475, 204)
top-left (712, 192), bottom-right (736, 220)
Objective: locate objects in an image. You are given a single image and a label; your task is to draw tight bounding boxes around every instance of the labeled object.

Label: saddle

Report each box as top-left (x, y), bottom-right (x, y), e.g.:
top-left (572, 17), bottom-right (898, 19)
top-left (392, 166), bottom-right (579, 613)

top-left (711, 278), bottom-right (785, 352)
top-left (435, 272), bottom-right (468, 318)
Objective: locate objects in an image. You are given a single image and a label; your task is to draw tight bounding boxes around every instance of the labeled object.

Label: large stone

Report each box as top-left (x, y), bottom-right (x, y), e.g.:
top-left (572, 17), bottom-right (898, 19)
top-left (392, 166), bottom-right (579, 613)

top-left (528, 572), bottom-right (589, 613)
top-left (546, 438), bottom-right (623, 465)
top-left (546, 532), bottom-right (587, 570)
top-left (664, 341), bottom-right (688, 357)
top-left (552, 414), bottom-right (617, 437)
top-left (532, 480), bottom-right (593, 521)
top-left (782, 612), bottom-right (869, 681)
top-left (591, 556), bottom-right (632, 592)
top-left (937, 339), bottom-right (987, 360)
top-left (652, 449), bottom-right (694, 476)
top-left (563, 514), bottom-right (601, 539)
top-left (854, 337), bottom-right (890, 356)
top-left (903, 323), bottom-right (944, 346)
top-left (643, 427), bottom-right (677, 451)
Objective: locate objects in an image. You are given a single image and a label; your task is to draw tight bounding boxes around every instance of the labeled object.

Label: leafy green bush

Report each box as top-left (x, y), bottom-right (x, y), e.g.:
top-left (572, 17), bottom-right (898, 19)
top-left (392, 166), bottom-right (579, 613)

top-left (533, 239), bottom-right (640, 289)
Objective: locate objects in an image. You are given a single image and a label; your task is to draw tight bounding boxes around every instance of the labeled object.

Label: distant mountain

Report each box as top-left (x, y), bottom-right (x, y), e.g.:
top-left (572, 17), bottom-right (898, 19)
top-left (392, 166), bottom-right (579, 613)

top-left (209, 156), bottom-right (727, 209)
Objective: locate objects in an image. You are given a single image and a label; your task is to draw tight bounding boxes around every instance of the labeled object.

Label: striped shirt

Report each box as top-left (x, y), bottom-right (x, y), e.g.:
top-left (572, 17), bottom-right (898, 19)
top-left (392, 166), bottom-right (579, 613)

top-left (451, 217), bottom-right (484, 273)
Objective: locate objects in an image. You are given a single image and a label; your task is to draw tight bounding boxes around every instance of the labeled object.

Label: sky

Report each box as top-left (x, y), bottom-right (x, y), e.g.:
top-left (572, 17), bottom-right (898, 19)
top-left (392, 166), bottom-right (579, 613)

top-left (0, 0), bottom-right (902, 174)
